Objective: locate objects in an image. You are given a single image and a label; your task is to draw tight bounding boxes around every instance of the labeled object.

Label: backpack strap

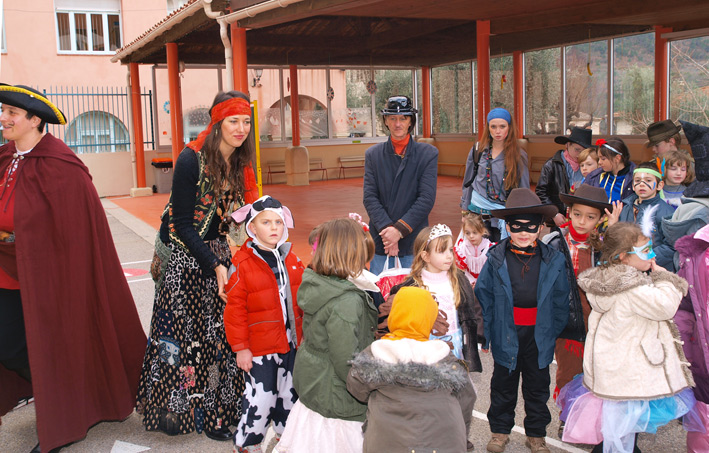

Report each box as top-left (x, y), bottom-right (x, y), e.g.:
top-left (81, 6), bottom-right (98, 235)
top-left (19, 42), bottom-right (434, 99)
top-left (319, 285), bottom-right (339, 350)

top-left (463, 142), bottom-right (481, 188)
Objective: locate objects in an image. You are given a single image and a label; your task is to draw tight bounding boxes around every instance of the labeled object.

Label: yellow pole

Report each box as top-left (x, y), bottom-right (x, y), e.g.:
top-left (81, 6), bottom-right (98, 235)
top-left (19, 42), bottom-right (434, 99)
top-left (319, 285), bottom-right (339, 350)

top-left (252, 100), bottom-right (263, 196)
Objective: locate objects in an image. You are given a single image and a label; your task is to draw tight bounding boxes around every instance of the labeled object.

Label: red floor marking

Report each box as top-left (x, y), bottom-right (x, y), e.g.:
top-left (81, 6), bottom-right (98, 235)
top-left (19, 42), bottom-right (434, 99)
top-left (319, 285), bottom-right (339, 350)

top-left (124, 268), bottom-right (149, 277)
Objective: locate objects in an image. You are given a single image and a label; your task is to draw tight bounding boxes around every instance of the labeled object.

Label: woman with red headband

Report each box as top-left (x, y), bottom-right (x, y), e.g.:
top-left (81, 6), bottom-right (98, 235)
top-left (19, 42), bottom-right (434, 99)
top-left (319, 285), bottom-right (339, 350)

top-left (137, 91), bottom-right (259, 441)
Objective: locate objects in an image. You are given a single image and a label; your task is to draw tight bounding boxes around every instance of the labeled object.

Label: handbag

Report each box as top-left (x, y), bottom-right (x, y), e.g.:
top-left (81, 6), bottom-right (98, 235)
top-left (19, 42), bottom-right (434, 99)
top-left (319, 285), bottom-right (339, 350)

top-left (375, 257), bottom-right (410, 299)
top-left (150, 233), bottom-right (172, 287)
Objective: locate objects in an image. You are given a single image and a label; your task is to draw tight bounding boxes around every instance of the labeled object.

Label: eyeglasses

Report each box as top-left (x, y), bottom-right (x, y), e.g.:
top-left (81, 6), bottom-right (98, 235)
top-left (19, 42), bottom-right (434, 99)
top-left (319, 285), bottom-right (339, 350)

top-left (627, 240), bottom-right (656, 261)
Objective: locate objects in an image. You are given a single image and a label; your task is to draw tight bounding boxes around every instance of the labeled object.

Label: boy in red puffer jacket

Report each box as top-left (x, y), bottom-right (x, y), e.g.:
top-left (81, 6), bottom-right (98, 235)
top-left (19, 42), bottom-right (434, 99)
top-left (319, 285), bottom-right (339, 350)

top-left (225, 196), bottom-right (305, 453)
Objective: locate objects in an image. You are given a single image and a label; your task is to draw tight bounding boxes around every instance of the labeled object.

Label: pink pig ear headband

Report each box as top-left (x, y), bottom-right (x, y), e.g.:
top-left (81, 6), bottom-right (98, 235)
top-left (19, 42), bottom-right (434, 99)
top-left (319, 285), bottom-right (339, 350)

top-left (348, 213), bottom-right (370, 232)
top-left (231, 195), bottom-right (294, 229)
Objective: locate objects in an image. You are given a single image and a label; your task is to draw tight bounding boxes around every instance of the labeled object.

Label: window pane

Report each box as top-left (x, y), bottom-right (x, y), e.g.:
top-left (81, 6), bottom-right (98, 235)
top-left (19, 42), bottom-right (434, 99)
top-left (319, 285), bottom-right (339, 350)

top-left (330, 69), bottom-right (372, 138)
top-left (472, 61), bottom-right (477, 134)
top-left (525, 48), bottom-right (562, 135)
top-left (670, 36), bottom-right (709, 124)
top-left (91, 14), bottom-right (104, 51)
top-left (491, 55), bottom-right (514, 112)
top-left (566, 41), bottom-right (608, 134)
top-left (432, 62), bottom-right (472, 134)
top-left (416, 68), bottom-right (422, 135)
top-left (57, 13), bottom-right (71, 51)
top-left (250, 69), bottom-right (283, 142)
top-left (613, 33), bottom-right (654, 134)
top-left (374, 69), bottom-right (414, 136)
top-left (107, 14), bottom-right (121, 50)
top-left (74, 13), bottom-right (88, 51)
top-left (293, 69), bottom-right (328, 140)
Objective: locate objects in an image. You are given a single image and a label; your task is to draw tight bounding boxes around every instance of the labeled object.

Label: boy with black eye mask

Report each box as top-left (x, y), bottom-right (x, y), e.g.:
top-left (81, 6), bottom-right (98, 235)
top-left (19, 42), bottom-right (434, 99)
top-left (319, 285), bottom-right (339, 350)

top-left (475, 189), bottom-right (570, 453)
top-left (611, 161), bottom-right (676, 270)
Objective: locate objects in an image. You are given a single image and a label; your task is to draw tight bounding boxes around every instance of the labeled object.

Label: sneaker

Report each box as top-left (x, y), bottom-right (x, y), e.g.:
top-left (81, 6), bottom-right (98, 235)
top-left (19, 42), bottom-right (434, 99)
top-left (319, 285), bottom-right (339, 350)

top-left (525, 436), bottom-right (550, 453)
top-left (486, 433), bottom-right (510, 453)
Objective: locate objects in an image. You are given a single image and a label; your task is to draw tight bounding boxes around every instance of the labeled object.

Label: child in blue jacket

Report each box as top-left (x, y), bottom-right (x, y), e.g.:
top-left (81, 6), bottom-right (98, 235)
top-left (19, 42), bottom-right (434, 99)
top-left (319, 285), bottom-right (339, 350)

top-left (475, 189), bottom-right (570, 453)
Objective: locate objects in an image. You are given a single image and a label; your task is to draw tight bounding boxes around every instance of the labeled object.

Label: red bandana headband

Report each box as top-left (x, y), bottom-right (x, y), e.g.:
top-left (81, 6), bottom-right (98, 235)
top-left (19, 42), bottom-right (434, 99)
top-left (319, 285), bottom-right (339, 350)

top-left (186, 97), bottom-right (252, 152)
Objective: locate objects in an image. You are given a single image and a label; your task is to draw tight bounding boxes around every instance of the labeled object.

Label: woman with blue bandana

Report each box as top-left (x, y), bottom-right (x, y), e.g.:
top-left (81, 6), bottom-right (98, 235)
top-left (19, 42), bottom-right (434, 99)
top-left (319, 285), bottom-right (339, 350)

top-left (461, 108), bottom-right (530, 241)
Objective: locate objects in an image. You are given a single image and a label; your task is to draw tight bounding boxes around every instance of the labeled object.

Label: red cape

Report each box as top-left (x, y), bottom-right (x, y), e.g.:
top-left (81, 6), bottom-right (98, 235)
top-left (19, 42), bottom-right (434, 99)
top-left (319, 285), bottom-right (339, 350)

top-left (0, 134), bottom-right (147, 451)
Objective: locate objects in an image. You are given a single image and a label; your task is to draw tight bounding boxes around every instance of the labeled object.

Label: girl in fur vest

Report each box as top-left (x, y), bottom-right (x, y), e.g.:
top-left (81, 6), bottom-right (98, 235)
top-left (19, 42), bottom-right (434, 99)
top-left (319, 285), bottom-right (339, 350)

top-left (558, 222), bottom-right (699, 453)
top-left (347, 286), bottom-right (476, 452)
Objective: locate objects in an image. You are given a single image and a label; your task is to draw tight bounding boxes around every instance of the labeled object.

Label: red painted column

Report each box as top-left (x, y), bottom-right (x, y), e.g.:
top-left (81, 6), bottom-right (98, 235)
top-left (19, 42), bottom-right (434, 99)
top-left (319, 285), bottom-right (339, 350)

top-left (654, 26), bottom-right (672, 121)
top-left (231, 24), bottom-right (249, 93)
top-left (166, 43), bottom-right (184, 163)
top-left (513, 51), bottom-right (524, 135)
top-left (421, 66), bottom-right (432, 138)
top-left (476, 20), bottom-right (491, 135)
top-left (129, 63), bottom-right (146, 187)
top-left (289, 65), bottom-right (300, 147)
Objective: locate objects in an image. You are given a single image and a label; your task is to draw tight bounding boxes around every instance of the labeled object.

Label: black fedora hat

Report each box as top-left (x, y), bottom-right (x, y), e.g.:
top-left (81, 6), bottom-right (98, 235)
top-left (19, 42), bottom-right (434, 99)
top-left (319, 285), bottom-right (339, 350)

top-left (555, 127), bottom-right (592, 149)
top-left (0, 84), bottom-right (66, 125)
top-left (645, 119), bottom-right (682, 148)
top-left (490, 188), bottom-right (558, 220)
top-left (559, 184), bottom-right (612, 213)
top-left (679, 120), bottom-right (709, 198)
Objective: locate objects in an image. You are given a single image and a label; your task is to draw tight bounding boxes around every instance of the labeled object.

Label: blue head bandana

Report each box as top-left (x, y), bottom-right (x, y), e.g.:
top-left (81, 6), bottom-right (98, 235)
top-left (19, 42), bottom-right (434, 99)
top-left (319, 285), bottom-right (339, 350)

top-left (487, 107), bottom-right (512, 124)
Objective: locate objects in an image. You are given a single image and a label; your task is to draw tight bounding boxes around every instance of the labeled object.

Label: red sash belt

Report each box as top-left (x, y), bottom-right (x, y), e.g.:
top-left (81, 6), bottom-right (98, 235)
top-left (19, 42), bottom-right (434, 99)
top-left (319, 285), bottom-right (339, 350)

top-left (514, 307), bottom-right (537, 326)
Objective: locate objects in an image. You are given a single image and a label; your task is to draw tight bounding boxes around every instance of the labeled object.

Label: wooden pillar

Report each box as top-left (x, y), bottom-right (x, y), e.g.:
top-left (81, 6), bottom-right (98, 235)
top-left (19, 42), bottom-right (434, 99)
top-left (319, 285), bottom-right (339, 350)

top-left (421, 66), bottom-right (432, 138)
top-left (513, 51), bottom-right (524, 135)
top-left (476, 20), bottom-right (491, 135)
top-left (289, 64), bottom-right (300, 147)
top-left (129, 63), bottom-right (146, 188)
top-left (654, 26), bottom-right (672, 121)
top-left (231, 24), bottom-right (249, 93)
top-left (166, 43), bottom-right (184, 163)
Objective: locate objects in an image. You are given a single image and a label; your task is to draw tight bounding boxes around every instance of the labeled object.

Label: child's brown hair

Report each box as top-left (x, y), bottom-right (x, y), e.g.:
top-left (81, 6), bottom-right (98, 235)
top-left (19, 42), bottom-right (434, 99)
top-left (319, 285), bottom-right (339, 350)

top-left (410, 227), bottom-right (463, 308)
top-left (462, 212), bottom-right (489, 238)
top-left (600, 222), bottom-right (645, 268)
top-left (311, 218), bottom-right (368, 279)
top-left (664, 150), bottom-right (695, 185)
top-left (578, 148), bottom-right (598, 163)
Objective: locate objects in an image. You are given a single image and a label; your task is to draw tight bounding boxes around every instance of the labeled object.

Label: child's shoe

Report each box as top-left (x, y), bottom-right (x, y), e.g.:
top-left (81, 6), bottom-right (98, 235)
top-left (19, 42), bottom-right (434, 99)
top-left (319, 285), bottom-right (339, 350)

top-left (486, 433), bottom-right (509, 452)
top-left (525, 436), bottom-right (550, 453)
top-left (234, 444), bottom-right (262, 453)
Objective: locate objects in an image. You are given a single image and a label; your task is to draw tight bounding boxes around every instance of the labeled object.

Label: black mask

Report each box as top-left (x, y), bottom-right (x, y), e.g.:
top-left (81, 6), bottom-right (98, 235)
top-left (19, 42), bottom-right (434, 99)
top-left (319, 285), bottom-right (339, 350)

top-left (508, 221), bottom-right (540, 233)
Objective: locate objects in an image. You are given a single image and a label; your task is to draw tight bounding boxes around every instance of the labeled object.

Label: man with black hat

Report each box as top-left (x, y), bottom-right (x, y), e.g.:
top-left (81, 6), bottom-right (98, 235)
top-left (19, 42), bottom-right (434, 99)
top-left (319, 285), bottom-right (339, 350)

top-left (363, 95), bottom-right (438, 274)
top-left (0, 84), bottom-right (146, 452)
top-left (536, 127), bottom-right (593, 226)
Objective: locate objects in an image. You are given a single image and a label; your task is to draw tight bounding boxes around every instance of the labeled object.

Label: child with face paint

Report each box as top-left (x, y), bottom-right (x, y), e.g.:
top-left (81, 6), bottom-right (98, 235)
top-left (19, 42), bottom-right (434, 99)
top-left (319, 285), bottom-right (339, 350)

top-left (475, 189), bottom-right (570, 453)
top-left (557, 222), bottom-right (699, 453)
top-left (224, 195), bottom-right (306, 453)
top-left (611, 162), bottom-right (676, 270)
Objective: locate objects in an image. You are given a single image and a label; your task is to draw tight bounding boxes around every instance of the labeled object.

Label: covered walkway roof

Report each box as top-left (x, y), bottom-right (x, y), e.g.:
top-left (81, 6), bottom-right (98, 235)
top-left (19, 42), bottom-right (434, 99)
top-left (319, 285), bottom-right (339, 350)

top-left (113, 0), bottom-right (709, 67)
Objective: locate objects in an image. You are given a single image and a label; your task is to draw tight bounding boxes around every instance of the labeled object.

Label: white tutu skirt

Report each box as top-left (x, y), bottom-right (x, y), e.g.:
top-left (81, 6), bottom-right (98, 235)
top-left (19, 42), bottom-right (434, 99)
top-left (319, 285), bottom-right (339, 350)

top-left (273, 400), bottom-right (364, 453)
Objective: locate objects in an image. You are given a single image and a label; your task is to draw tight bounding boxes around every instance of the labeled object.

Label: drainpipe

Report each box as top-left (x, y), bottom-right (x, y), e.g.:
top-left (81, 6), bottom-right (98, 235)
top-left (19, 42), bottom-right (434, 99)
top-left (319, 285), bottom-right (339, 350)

top-left (202, 0), bottom-right (306, 91)
top-left (126, 67), bottom-right (138, 188)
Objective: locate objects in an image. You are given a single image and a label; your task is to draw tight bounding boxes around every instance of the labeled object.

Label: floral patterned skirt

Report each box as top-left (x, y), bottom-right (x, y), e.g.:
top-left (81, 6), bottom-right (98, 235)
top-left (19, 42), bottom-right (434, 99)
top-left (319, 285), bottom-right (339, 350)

top-left (136, 237), bottom-right (244, 435)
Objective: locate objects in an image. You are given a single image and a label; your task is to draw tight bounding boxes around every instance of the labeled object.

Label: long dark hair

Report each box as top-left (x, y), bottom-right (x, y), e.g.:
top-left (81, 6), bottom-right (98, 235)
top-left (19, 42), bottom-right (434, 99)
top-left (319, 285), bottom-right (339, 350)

top-left (202, 91), bottom-right (254, 197)
top-left (598, 137), bottom-right (630, 167)
top-left (478, 113), bottom-right (523, 191)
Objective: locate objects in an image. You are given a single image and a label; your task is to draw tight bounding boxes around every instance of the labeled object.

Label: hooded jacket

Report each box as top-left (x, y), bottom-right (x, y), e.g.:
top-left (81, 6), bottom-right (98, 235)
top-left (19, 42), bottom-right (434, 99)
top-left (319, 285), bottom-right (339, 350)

top-left (224, 240), bottom-right (304, 356)
top-left (293, 268), bottom-right (378, 422)
top-left (674, 229), bottom-right (709, 403)
top-left (661, 197), bottom-right (709, 270)
top-left (578, 264), bottom-right (693, 399)
top-left (585, 161), bottom-right (636, 203)
top-left (347, 341), bottom-right (475, 453)
top-left (618, 192), bottom-right (676, 270)
top-left (474, 238), bottom-right (570, 371)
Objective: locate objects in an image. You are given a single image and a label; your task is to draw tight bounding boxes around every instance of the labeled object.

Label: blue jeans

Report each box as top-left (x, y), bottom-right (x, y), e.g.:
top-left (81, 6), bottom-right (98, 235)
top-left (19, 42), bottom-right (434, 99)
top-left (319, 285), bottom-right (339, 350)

top-left (369, 254), bottom-right (413, 276)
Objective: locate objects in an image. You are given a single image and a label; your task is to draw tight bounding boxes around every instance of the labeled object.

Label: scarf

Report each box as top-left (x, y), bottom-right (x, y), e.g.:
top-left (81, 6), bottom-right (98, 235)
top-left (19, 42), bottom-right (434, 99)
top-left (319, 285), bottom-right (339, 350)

top-left (563, 149), bottom-right (580, 172)
top-left (392, 135), bottom-right (410, 156)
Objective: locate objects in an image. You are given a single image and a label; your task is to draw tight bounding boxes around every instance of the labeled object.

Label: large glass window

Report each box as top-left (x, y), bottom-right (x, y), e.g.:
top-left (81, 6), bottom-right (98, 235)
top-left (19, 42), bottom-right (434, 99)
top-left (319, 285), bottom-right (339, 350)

top-left (55, 11), bottom-right (121, 53)
top-left (293, 69), bottom-right (329, 140)
top-left (250, 68), bottom-right (284, 142)
top-left (490, 55), bottom-right (514, 111)
top-left (331, 69), bottom-right (373, 138)
top-left (670, 36), bottom-right (709, 125)
top-left (613, 33), bottom-right (655, 134)
top-left (525, 48), bottom-right (562, 135)
top-left (65, 111), bottom-right (129, 153)
top-left (565, 41), bottom-right (608, 135)
top-left (374, 69), bottom-right (414, 136)
top-left (432, 62), bottom-right (473, 134)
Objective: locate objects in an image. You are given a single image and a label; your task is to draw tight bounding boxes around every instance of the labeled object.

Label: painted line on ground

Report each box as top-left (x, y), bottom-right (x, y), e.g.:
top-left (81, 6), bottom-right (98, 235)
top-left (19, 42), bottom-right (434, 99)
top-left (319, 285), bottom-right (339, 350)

top-left (472, 410), bottom-right (587, 453)
top-left (121, 259), bottom-right (153, 265)
top-left (127, 277), bottom-right (153, 284)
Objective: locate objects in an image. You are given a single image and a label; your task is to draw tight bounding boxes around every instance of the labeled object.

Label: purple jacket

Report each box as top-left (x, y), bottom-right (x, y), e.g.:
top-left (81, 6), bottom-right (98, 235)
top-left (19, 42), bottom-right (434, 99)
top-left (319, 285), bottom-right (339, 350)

top-left (675, 230), bottom-right (709, 403)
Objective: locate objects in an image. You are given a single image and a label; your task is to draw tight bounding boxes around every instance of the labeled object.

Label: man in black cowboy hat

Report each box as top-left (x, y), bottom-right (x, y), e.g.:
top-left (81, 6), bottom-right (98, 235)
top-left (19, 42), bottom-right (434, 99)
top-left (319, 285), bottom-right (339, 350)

top-left (475, 188), bottom-right (569, 453)
top-left (363, 95), bottom-right (438, 274)
top-left (0, 84), bottom-right (146, 453)
top-left (536, 127), bottom-right (593, 227)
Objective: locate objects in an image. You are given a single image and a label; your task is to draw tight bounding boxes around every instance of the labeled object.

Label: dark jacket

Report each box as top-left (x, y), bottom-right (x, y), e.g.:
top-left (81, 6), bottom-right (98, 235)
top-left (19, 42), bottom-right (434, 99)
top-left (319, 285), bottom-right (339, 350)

top-left (363, 137), bottom-right (438, 256)
top-left (388, 273), bottom-right (483, 373)
top-left (474, 239), bottom-right (570, 371)
top-left (542, 228), bottom-right (600, 342)
top-left (618, 192), bottom-right (676, 270)
top-left (584, 162), bottom-right (636, 203)
top-left (536, 149), bottom-right (570, 214)
top-left (293, 269), bottom-right (378, 421)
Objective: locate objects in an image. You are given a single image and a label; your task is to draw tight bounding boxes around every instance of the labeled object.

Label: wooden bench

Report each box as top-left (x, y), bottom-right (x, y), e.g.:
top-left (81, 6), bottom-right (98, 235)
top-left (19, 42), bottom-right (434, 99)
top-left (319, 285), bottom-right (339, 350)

top-left (438, 162), bottom-right (466, 178)
top-left (309, 158), bottom-right (328, 181)
top-left (266, 159), bottom-right (328, 183)
top-left (529, 156), bottom-right (547, 184)
top-left (338, 156), bottom-right (365, 178)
